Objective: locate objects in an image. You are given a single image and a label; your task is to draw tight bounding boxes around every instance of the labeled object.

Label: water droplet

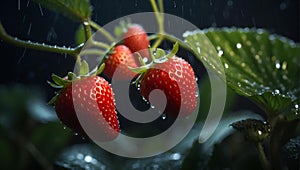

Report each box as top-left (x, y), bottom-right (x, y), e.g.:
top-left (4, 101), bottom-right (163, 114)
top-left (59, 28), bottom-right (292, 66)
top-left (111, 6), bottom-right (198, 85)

top-left (74, 132), bottom-right (78, 136)
top-left (224, 63), bottom-right (229, 69)
top-left (237, 82), bottom-right (241, 87)
top-left (275, 60), bottom-right (281, 69)
top-left (236, 43), bottom-right (242, 49)
top-left (282, 61), bottom-right (287, 70)
top-left (173, 0), bottom-right (176, 8)
top-left (84, 155), bottom-right (92, 163)
top-left (151, 105), bottom-right (155, 109)
top-left (170, 153), bottom-right (181, 160)
top-left (63, 126), bottom-right (67, 130)
top-left (295, 104), bottom-right (299, 109)
top-left (218, 50), bottom-right (223, 56)
top-left (274, 89), bottom-right (280, 94)
top-left (257, 130), bottom-right (262, 135)
top-left (161, 114), bottom-right (167, 120)
top-left (197, 46), bottom-right (201, 53)
top-left (83, 21), bottom-right (89, 26)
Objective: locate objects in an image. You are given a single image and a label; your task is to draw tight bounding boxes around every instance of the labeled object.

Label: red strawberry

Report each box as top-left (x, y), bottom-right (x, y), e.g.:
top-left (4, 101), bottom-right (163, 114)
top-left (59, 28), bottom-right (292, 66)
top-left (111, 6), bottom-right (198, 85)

top-left (140, 56), bottom-right (197, 117)
top-left (103, 45), bottom-right (138, 80)
top-left (123, 24), bottom-right (150, 58)
top-left (54, 75), bottom-right (120, 141)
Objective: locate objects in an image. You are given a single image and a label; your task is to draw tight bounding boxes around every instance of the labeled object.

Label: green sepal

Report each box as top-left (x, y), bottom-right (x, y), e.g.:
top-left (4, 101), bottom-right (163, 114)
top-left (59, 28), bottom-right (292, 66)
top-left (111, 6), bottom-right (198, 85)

top-left (95, 63), bottom-right (105, 75)
top-left (52, 74), bottom-right (70, 86)
top-left (166, 41), bottom-right (179, 59)
top-left (129, 63), bottom-right (151, 74)
top-left (79, 60), bottom-right (89, 76)
top-left (67, 72), bottom-right (77, 81)
top-left (48, 93), bottom-right (59, 105)
top-left (47, 81), bottom-right (63, 89)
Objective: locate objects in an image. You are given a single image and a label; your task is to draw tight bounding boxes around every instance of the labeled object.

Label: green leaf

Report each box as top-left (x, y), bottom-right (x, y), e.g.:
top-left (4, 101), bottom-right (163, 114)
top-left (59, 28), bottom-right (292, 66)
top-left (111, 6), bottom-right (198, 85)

top-left (184, 28), bottom-right (300, 116)
top-left (31, 122), bottom-right (72, 160)
top-left (181, 110), bottom-right (263, 169)
top-left (75, 25), bottom-right (86, 45)
top-left (33, 0), bottom-right (92, 22)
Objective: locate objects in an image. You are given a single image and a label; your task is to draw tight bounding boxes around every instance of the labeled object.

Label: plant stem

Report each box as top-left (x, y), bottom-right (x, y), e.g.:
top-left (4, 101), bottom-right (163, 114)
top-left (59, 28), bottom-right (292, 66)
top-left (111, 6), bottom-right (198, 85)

top-left (0, 21), bottom-right (82, 58)
top-left (83, 20), bottom-right (92, 40)
top-left (150, 0), bottom-right (164, 48)
top-left (89, 20), bottom-right (115, 43)
top-left (256, 142), bottom-right (271, 170)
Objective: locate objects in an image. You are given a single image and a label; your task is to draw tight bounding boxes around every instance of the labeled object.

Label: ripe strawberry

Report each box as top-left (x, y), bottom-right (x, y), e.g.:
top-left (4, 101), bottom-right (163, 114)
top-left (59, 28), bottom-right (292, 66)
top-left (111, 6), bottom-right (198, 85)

top-left (140, 56), bottom-right (197, 117)
top-left (53, 75), bottom-right (120, 141)
top-left (123, 24), bottom-right (150, 58)
top-left (103, 45), bottom-right (138, 80)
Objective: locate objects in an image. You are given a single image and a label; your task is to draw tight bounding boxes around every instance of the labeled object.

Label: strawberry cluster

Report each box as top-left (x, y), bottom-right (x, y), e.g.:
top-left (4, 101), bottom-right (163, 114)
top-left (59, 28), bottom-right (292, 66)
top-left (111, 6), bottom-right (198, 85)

top-left (49, 24), bottom-right (198, 141)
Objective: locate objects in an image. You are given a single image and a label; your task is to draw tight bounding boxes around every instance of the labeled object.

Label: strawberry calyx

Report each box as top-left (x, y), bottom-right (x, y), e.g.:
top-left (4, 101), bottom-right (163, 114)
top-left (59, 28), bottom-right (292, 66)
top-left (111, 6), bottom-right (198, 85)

top-left (48, 59), bottom-right (105, 105)
top-left (129, 41), bottom-right (179, 74)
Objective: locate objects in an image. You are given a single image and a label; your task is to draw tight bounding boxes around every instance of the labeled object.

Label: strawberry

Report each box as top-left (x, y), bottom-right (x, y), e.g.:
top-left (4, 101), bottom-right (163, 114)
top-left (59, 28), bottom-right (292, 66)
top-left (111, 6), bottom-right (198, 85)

top-left (103, 45), bottom-right (138, 80)
top-left (123, 24), bottom-right (150, 58)
top-left (49, 65), bottom-right (120, 141)
top-left (139, 45), bottom-right (197, 117)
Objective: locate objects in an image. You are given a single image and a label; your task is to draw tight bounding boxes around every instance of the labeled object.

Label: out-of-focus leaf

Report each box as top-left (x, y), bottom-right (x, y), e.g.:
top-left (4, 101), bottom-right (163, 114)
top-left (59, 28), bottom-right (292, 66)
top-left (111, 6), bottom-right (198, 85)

top-left (27, 98), bottom-right (58, 123)
top-left (197, 75), bottom-right (238, 121)
top-left (75, 25), bottom-right (86, 45)
top-left (55, 144), bottom-right (115, 170)
top-left (32, 0), bottom-right (92, 22)
top-left (0, 128), bottom-right (14, 170)
top-left (181, 110), bottom-right (263, 169)
top-left (184, 28), bottom-right (300, 117)
top-left (31, 122), bottom-right (72, 160)
top-left (282, 136), bottom-right (300, 169)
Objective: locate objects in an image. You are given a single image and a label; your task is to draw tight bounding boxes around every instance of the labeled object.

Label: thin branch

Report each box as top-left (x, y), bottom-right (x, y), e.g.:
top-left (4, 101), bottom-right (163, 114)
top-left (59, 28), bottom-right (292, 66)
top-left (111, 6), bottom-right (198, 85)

top-left (150, 0), bottom-right (164, 48)
top-left (256, 142), bottom-right (271, 170)
top-left (0, 21), bottom-right (82, 58)
top-left (89, 20), bottom-right (115, 43)
top-left (82, 20), bottom-right (92, 40)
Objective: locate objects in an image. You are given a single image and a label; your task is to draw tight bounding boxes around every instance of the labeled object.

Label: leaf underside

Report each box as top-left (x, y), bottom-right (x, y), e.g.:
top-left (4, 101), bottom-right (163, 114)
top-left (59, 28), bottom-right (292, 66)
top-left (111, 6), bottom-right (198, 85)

top-left (33, 0), bottom-right (92, 22)
top-left (184, 28), bottom-right (300, 116)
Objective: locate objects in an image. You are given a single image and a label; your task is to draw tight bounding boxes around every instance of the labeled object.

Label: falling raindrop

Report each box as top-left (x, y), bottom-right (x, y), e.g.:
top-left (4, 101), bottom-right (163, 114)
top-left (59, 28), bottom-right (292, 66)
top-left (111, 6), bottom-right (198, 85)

top-left (17, 48), bottom-right (27, 64)
top-left (161, 114), bottom-right (167, 120)
top-left (74, 132), bottom-right (78, 136)
top-left (27, 23), bottom-right (32, 36)
top-left (27, 0), bottom-right (31, 7)
top-left (173, 1), bottom-right (176, 8)
top-left (18, 0), bottom-right (21, 10)
top-left (38, 3), bottom-right (44, 16)
top-left (84, 155), bottom-right (92, 163)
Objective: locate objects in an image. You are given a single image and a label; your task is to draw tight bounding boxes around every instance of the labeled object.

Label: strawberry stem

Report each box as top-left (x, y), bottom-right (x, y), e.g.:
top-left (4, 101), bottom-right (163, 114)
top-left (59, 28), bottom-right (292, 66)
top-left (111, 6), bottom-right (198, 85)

top-left (150, 0), bottom-right (165, 49)
top-left (89, 20), bottom-right (116, 43)
top-left (0, 21), bottom-right (83, 58)
top-left (83, 19), bottom-right (92, 40)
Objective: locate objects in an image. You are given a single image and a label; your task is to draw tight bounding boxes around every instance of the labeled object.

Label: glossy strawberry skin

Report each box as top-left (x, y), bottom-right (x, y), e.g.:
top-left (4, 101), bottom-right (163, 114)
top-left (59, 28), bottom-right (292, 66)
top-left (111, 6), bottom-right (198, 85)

top-left (140, 56), bottom-right (197, 117)
top-left (55, 76), bottom-right (120, 141)
top-left (104, 45), bottom-right (138, 80)
top-left (123, 24), bottom-right (150, 58)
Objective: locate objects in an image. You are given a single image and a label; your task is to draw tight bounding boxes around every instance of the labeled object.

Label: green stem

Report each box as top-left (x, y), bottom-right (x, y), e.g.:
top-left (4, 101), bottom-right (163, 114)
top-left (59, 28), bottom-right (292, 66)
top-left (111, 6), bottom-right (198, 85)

top-left (79, 49), bottom-right (106, 56)
top-left (82, 20), bottom-right (92, 40)
top-left (92, 40), bottom-right (111, 49)
top-left (256, 142), bottom-right (271, 170)
top-left (89, 20), bottom-right (115, 43)
top-left (150, 0), bottom-right (164, 48)
top-left (0, 21), bottom-right (82, 58)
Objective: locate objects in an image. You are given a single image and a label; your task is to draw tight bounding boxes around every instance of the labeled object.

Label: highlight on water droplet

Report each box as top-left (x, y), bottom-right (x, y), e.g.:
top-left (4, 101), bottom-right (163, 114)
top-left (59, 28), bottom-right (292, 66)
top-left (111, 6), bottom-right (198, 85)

top-left (236, 43), bottom-right (242, 49)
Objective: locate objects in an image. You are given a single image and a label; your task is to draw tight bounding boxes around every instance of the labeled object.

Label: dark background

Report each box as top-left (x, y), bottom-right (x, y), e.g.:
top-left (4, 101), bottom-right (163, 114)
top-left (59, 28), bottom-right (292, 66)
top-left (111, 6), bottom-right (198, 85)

top-left (0, 0), bottom-right (299, 98)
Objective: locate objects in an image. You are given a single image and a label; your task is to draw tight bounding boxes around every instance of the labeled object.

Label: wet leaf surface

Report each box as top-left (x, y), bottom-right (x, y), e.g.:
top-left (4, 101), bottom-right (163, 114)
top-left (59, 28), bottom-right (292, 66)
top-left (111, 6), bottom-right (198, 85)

top-left (32, 0), bottom-right (92, 22)
top-left (184, 28), bottom-right (300, 116)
